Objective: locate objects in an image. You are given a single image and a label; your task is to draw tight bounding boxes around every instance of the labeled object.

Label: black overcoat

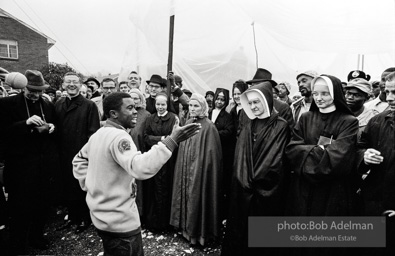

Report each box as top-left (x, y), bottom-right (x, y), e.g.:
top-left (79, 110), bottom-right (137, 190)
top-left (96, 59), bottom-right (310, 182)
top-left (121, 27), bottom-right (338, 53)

top-left (55, 94), bottom-right (100, 201)
top-left (0, 93), bottom-right (58, 192)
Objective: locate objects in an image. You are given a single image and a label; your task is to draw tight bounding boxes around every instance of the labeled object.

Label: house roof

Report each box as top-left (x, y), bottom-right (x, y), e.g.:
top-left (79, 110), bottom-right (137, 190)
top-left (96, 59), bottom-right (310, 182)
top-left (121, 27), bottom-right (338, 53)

top-left (0, 8), bottom-right (56, 49)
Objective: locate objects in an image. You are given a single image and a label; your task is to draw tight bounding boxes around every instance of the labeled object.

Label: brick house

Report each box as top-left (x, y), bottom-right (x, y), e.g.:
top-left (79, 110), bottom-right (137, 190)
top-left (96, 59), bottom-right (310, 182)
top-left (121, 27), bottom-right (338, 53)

top-left (0, 8), bottom-right (55, 73)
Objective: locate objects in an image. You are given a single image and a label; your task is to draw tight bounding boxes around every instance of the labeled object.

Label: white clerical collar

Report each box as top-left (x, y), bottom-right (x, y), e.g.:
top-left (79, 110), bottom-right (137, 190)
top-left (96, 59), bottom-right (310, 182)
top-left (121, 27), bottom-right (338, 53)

top-left (319, 105), bottom-right (336, 113)
top-left (157, 111), bottom-right (168, 117)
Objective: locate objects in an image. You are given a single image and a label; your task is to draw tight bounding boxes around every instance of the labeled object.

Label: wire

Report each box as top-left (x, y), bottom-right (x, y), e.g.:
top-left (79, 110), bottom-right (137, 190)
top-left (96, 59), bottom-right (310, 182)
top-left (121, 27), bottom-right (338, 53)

top-left (251, 21), bottom-right (258, 69)
top-left (12, 0), bottom-right (89, 73)
top-left (19, 0), bottom-right (90, 73)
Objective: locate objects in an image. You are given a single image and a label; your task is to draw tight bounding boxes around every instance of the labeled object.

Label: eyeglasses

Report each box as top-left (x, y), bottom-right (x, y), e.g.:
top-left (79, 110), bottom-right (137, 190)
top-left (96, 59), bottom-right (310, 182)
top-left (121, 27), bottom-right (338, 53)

top-left (102, 87), bottom-right (116, 91)
top-left (64, 81), bottom-right (80, 85)
top-left (148, 85), bottom-right (161, 89)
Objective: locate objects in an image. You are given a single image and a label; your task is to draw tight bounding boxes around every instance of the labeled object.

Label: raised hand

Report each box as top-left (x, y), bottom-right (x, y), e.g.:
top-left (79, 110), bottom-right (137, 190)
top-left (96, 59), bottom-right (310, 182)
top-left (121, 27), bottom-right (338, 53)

top-left (169, 117), bottom-right (201, 143)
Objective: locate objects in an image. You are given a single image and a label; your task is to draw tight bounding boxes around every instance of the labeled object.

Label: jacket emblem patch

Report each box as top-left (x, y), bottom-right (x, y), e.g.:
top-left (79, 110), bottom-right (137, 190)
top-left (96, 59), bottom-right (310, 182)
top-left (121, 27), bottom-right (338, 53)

top-left (118, 139), bottom-right (131, 153)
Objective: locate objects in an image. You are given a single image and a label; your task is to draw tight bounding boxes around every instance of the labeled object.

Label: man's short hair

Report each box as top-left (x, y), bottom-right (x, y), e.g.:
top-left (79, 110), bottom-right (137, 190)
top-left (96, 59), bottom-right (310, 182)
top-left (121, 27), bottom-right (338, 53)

top-left (103, 92), bottom-right (132, 118)
top-left (129, 71), bottom-right (142, 81)
top-left (384, 67), bottom-right (395, 73)
top-left (385, 71), bottom-right (395, 82)
top-left (101, 78), bottom-right (116, 86)
top-left (63, 72), bottom-right (81, 83)
top-left (119, 81), bottom-right (128, 87)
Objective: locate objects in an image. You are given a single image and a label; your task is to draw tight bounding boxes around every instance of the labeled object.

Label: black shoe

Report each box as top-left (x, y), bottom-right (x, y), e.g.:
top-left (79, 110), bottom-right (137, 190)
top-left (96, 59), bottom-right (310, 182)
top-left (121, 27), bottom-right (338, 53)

top-left (29, 237), bottom-right (49, 250)
top-left (75, 221), bottom-right (91, 234)
top-left (56, 220), bottom-right (74, 231)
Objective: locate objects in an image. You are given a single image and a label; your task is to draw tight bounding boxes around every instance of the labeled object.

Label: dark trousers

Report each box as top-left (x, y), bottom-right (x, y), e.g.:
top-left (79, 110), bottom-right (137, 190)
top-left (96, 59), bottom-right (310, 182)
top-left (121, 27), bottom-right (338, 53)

top-left (97, 228), bottom-right (144, 256)
top-left (7, 183), bottom-right (49, 255)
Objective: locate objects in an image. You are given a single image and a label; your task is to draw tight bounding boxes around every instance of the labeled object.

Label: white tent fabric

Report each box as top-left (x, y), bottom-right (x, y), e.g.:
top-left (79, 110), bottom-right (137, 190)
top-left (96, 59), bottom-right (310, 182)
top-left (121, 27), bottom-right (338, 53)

top-left (119, 0), bottom-right (395, 96)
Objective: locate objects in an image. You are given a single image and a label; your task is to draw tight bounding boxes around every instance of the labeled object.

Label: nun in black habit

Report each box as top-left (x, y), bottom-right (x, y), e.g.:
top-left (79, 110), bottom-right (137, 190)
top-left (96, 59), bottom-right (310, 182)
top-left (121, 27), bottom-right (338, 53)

top-left (283, 75), bottom-right (360, 256)
top-left (221, 82), bottom-right (290, 256)
top-left (285, 74), bottom-right (359, 217)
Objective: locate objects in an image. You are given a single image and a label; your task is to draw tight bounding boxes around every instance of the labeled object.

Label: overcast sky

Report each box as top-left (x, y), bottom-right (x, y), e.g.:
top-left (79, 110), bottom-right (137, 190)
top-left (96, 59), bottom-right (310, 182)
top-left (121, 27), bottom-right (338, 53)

top-left (2, 0), bottom-right (132, 76)
top-left (2, 0), bottom-right (394, 85)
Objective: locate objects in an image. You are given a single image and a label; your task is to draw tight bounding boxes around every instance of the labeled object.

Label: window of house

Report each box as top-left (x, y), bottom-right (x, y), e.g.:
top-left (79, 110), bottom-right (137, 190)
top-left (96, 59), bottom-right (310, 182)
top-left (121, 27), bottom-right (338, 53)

top-left (0, 39), bottom-right (18, 59)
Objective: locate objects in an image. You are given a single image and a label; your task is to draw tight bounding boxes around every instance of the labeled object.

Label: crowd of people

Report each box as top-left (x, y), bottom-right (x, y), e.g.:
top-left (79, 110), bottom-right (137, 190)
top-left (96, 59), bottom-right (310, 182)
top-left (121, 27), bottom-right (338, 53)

top-left (0, 65), bottom-right (394, 256)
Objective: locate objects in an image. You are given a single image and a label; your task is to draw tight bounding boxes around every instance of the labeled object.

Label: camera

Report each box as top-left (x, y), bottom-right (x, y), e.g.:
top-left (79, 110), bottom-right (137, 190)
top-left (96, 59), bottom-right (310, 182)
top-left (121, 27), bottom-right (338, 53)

top-left (33, 123), bottom-right (50, 134)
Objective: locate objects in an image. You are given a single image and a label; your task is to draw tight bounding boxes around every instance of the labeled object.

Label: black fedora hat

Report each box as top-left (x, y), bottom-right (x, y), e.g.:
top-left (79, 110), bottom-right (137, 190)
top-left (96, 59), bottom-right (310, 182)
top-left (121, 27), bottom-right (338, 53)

top-left (25, 70), bottom-right (48, 90)
top-left (246, 68), bottom-right (277, 87)
top-left (84, 77), bottom-right (100, 86)
top-left (146, 74), bottom-right (165, 87)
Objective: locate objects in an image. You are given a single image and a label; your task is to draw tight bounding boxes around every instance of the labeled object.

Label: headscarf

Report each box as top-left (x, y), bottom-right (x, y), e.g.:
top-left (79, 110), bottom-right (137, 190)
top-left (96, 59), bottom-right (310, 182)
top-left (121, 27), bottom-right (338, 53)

top-left (129, 88), bottom-right (146, 109)
top-left (213, 88), bottom-right (230, 109)
top-left (310, 74), bottom-right (353, 115)
top-left (189, 93), bottom-right (209, 118)
top-left (240, 81), bottom-right (273, 120)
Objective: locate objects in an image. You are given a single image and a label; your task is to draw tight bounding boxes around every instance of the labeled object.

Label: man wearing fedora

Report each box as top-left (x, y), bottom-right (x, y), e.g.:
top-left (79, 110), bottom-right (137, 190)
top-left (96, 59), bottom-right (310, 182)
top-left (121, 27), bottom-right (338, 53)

top-left (84, 77), bottom-right (101, 99)
top-left (291, 70), bottom-right (319, 123)
top-left (145, 73), bottom-right (189, 115)
top-left (0, 70), bottom-right (58, 255)
top-left (245, 68), bottom-right (294, 128)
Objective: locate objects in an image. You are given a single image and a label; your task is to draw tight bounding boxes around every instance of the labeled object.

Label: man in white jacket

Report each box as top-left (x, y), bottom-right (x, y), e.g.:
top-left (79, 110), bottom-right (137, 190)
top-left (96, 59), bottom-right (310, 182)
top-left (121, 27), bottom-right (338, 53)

top-left (73, 92), bottom-right (200, 256)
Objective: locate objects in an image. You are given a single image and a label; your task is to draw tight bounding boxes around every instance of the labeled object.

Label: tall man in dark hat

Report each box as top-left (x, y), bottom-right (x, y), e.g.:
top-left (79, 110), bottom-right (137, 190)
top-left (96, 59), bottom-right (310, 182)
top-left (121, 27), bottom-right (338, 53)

top-left (55, 72), bottom-right (100, 234)
top-left (145, 73), bottom-right (189, 115)
top-left (0, 70), bottom-right (58, 255)
top-left (291, 70), bottom-right (319, 123)
top-left (246, 68), bottom-right (294, 128)
top-left (84, 77), bottom-right (101, 99)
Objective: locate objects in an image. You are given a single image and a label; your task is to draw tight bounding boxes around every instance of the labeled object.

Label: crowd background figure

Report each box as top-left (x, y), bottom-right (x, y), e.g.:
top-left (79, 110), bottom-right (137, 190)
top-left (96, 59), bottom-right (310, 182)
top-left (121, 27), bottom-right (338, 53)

top-left (0, 65), bottom-right (394, 256)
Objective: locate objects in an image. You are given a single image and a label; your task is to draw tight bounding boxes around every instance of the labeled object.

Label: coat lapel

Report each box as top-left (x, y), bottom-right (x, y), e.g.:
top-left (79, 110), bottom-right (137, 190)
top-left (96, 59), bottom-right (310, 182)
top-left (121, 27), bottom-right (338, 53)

top-left (66, 95), bottom-right (83, 113)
